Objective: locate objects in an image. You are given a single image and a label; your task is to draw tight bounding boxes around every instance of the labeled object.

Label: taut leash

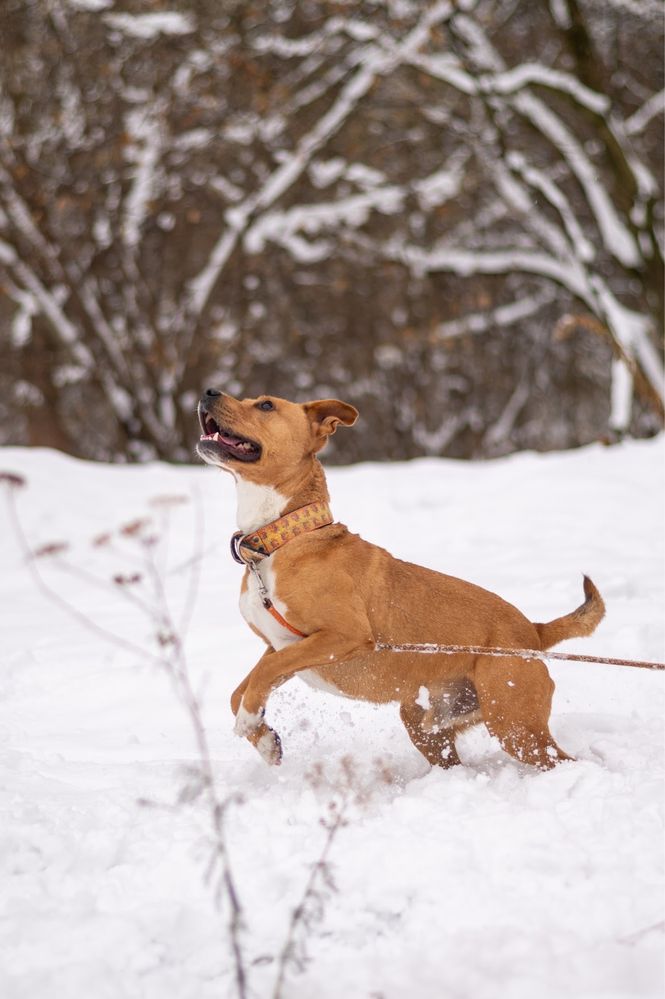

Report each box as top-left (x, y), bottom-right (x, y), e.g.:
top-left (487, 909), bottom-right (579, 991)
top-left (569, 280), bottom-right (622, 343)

top-left (375, 641), bottom-right (665, 671)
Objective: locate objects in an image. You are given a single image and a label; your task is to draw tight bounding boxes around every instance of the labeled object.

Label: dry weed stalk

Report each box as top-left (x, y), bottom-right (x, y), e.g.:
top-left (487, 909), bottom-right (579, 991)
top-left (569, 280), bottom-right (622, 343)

top-left (272, 756), bottom-right (393, 999)
top-left (2, 473), bottom-right (249, 999)
top-left (1, 472), bottom-right (387, 998)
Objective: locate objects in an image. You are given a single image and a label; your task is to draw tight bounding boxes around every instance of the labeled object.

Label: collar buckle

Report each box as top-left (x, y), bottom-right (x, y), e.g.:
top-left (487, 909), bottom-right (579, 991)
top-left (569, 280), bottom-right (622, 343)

top-left (230, 531), bottom-right (246, 565)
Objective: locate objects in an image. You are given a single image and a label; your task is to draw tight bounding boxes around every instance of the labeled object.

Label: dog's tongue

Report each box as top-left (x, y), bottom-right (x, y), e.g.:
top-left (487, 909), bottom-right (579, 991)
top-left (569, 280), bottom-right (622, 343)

top-left (219, 432), bottom-right (241, 447)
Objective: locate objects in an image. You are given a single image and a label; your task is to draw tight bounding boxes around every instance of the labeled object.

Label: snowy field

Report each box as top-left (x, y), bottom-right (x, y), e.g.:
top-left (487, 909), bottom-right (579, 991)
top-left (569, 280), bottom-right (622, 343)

top-left (1, 438), bottom-right (663, 999)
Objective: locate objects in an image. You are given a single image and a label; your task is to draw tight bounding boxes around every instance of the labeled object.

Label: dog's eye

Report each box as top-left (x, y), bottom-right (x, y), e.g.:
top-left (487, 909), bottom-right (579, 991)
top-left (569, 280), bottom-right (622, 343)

top-left (256, 399), bottom-right (274, 412)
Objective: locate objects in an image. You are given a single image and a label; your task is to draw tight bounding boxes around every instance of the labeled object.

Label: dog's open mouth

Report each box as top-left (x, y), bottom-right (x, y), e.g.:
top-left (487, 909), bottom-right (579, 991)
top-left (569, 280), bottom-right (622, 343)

top-left (198, 408), bottom-right (261, 463)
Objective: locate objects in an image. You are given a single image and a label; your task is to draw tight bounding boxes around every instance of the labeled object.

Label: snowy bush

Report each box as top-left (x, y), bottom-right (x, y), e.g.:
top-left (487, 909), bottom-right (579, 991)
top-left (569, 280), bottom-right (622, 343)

top-left (0, 0), bottom-right (663, 461)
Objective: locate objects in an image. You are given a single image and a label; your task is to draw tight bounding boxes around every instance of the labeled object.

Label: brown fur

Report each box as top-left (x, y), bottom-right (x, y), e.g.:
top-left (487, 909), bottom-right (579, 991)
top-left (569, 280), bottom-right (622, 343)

top-left (197, 392), bottom-right (605, 771)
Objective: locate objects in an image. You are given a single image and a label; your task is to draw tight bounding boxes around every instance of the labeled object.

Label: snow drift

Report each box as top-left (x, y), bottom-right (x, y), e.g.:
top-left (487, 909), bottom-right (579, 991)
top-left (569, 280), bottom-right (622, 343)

top-left (0, 439), bottom-right (663, 998)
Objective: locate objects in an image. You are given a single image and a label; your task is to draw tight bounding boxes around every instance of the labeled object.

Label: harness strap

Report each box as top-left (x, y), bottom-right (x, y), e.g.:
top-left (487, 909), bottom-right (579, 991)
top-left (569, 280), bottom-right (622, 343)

top-left (265, 602), bottom-right (307, 638)
top-left (231, 501), bottom-right (333, 638)
top-left (248, 561), bottom-right (307, 638)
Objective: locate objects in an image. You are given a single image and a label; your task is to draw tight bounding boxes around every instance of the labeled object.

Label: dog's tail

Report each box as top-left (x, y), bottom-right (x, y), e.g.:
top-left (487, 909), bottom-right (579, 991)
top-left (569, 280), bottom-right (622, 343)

top-left (534, 575), bottom-right (605, 651)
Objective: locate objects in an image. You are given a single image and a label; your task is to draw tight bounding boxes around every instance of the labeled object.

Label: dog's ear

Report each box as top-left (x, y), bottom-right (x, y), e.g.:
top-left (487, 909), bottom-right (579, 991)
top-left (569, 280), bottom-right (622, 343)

top-left (304, 399), bottom-right (358, 452)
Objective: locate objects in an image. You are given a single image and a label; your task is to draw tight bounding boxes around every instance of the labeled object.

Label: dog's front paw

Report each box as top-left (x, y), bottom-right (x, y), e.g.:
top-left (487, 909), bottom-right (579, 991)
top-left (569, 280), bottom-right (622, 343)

top-left (234, 705), bottom-right (282, 765)
top-left (234, 703), bottom-right (263, 737)
top-left (255, 725), bottom-right (282, 766)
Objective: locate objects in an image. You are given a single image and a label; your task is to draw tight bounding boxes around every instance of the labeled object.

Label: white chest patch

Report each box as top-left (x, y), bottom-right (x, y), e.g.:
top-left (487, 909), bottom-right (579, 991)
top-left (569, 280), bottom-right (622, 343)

top-left (239, 561), bottom-right (302, 651)
top-left (235, 480), bottom-right (288, 535)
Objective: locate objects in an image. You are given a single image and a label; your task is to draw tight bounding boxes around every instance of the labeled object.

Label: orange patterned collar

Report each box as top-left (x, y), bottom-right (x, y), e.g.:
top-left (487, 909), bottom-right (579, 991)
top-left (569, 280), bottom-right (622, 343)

top-left (230, 501), bottom-right (333, 565)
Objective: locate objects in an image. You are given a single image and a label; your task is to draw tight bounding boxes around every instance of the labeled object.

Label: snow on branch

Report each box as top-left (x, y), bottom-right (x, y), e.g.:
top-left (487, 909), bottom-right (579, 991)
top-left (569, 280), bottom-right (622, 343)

top-left (185, 0), bottom-right (455, 321)
top-left (247, 187), bottom-right (404, 256)
top-left (253, 15), bottom-right (377, 57)
top-left (103, 12), bottom-right (195, 39)
top-left (122, 106), bottom-right (165, 250)
top-left (0, 165), bottom-right (61, 267)
top-left (626, 89), bottom-right (665, 136)
top-left (0, 237), bottom-right (91, 358)
top-left (392, 241), bottom-right (589, 299)
top-left (433, 289), bottom-right (557, 341)
top-left (477, 63), bottom-right (610, 114)
top-left (409, 30), bottom-right (643, 270)
top-left (1, 0), bottom-right (661, 459)
top-left (244, 149), bottom-right (468, 258)
top-left (513, 91), bottom-right (640, 268)
top-left (594, 0), bottom-right (664, 20)
top-left (505, 153), bottom-right (595, 265)
top-left (385, 235), bottom-right (664, 428)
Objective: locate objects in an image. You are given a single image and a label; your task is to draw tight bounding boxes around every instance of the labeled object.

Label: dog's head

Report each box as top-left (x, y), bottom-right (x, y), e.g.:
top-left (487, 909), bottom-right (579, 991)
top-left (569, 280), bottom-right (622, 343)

top-left (196, 390), bottom-right (358, 482)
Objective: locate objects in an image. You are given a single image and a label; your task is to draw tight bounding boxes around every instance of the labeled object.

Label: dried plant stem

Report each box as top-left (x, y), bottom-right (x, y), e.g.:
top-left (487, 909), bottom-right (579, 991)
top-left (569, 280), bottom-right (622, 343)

top-left (4, 481), bottom-right (358, 999)
top-left (177, 487), bottom-right (205, 638)
top-left (55, 558), bottom-right (161, 619)
top-left (272, 793), bottom-right (350, 999)
top-left (4, 486), bottom-right (249, 999)
top-left (108, 532), bottom-right (250, 999)
top-left (176, 668), bottom-right (248, 999)
top-left (4, 487), bottom-right (164, 668)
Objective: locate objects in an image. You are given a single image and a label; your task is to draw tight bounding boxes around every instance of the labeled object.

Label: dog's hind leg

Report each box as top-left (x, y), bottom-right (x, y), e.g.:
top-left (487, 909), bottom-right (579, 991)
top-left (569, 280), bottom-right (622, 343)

top-left (473, 654), bottom-right (573, 770)
top-left (399, 701), bottom-right (462, 768)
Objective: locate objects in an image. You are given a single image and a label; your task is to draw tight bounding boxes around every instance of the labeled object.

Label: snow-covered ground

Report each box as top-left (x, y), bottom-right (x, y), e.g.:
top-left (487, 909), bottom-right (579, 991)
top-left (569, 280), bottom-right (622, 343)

top-left (1, 438), bottom-right (663, 999)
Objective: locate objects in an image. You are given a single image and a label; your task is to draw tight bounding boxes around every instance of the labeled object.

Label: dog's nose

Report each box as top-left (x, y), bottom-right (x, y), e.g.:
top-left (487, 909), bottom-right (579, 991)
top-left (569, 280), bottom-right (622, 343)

top-left (204, 387), bottom-right (222, 399)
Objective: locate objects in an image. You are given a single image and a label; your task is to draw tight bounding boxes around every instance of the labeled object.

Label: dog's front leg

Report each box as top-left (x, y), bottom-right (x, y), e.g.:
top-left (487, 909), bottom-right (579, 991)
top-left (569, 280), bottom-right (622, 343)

top-left (234, 630), bottom-right (373, 764)
top-left (230, 646), bottom-right (275, 716)
top-left (230, 649), bottom-right (280, 764)
top-left (230, 675), bottom-right (250, 717)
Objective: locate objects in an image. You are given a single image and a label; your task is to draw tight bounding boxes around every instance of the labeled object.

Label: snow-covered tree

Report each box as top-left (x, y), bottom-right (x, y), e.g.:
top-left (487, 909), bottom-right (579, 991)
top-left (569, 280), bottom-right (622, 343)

top-left (1, 0), bottom-right (662, 462)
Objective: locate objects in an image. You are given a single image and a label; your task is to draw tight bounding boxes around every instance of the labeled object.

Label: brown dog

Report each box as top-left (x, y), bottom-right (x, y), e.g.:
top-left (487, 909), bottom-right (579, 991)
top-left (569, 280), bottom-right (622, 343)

top-left (197, 389), bottom-right (605, 770)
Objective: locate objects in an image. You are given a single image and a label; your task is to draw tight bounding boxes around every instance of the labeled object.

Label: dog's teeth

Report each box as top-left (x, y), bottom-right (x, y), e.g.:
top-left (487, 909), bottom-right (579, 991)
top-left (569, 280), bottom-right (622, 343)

top-left (213, 432), bottom-right (220, 441)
